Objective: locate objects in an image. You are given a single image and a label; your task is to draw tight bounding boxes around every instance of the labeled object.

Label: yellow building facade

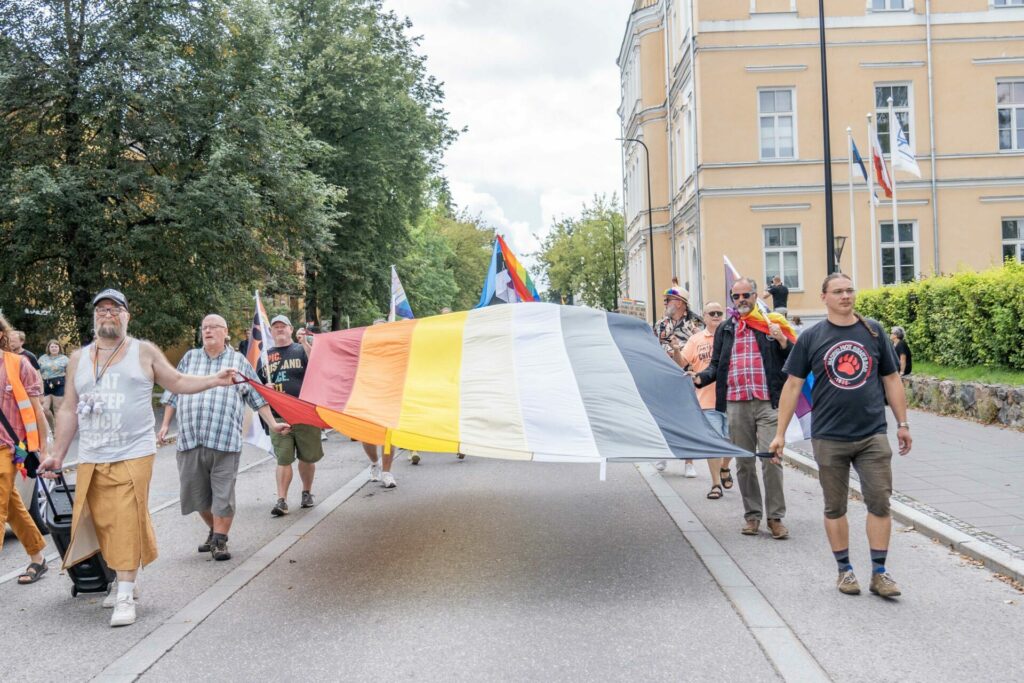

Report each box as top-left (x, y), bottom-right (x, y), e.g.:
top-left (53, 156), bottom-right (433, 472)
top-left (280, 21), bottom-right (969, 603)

top-left (619, 0), bottom-right (1024, 320)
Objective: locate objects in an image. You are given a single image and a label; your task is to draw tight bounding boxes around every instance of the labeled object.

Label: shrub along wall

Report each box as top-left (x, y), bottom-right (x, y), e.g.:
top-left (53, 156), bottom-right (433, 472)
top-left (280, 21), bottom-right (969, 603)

top-left (855, 261), bottom-right (1024, 371)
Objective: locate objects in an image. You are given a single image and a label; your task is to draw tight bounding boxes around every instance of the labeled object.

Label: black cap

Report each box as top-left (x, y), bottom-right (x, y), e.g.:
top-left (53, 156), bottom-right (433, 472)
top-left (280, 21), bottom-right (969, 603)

top-left (92, 288), bottom-right (129, 311)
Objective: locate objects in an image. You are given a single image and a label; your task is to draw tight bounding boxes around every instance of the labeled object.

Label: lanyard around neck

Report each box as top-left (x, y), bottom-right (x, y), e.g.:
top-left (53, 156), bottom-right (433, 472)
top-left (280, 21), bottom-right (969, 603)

top-left (93, 337), bottom-right (128, 384)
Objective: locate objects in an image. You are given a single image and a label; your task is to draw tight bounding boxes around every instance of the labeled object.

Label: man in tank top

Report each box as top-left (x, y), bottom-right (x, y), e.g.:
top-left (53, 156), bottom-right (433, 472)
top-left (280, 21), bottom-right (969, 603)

top-left (41, 289), bottom-right (237, 628)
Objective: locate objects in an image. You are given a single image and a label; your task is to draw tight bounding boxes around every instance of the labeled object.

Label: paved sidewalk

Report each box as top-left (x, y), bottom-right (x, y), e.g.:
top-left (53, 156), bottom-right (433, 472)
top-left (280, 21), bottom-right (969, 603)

top-left (791, 408), bottom-right (1024, 559)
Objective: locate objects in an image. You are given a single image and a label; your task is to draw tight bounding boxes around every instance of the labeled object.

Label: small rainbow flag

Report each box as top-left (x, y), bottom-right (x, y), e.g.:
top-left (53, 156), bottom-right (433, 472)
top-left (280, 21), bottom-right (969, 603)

top-left (477, 235), bottom-right (540, 306)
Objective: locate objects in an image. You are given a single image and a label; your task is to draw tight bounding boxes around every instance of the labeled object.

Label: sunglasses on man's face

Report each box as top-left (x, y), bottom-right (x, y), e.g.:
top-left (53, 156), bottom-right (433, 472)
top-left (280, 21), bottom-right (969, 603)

top-left (730, 292), bottom-right (754, 301)
top-left (706, 311), bottom-right (724, 317)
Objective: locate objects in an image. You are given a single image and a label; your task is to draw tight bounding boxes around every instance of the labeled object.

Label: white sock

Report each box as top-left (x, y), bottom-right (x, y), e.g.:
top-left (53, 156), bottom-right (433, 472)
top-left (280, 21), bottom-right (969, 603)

top-left (118, 581), bottom-right (135, 599)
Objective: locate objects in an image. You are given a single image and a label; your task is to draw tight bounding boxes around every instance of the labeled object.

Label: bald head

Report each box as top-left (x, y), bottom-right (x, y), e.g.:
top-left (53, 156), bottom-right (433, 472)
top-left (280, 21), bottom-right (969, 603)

top-left (201, 314), bottom-right (230, 355)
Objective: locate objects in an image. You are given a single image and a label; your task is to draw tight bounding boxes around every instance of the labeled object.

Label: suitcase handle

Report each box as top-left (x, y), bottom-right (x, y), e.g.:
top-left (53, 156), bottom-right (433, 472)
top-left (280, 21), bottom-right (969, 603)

top-left (37, 470), bottom-right (74, 517)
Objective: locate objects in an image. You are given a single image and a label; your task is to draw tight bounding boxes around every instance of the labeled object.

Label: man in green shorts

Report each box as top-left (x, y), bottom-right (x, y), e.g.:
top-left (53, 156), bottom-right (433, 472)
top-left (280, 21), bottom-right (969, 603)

top-left (260, 315), bottom-right (323, 517)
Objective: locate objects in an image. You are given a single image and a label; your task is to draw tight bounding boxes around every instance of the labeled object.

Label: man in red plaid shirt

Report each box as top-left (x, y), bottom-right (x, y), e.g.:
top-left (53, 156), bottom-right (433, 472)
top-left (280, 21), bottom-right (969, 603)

top-left (695, 277), bottom-right (792, 539)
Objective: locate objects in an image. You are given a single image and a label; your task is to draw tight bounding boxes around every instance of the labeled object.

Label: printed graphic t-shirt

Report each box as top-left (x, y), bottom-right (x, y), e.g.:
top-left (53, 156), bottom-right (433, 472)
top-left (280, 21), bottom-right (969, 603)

top-left (258, 343), bottom-right (308, 417)
top-left (783, 318), bottom-right (899, 441)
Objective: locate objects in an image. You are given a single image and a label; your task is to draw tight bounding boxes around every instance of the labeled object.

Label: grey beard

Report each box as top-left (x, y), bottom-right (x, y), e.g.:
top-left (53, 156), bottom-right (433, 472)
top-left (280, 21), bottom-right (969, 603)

top-left (96, 324), bottom-right (123, 340)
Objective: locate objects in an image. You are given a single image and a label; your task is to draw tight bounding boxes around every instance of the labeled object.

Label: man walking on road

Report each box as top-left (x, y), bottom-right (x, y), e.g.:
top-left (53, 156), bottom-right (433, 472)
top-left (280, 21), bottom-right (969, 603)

top-left (654, 286), bottom-right (703, 476)
top-left (41, 289), bottom-right (237, 627)
top-left (695, 278), bottom-right (791, 539)
top-left (259, 315), bottom-right (322, 516)
top-left (159, 314), bottom-right (291, 561)
top-left (770, 273), bottom-right (911, 598)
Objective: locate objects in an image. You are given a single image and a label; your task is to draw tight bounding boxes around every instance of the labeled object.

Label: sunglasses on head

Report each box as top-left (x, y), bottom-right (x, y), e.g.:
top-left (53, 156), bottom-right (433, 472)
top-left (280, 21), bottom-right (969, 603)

top-left (730, 292), bottom-right (754, 301)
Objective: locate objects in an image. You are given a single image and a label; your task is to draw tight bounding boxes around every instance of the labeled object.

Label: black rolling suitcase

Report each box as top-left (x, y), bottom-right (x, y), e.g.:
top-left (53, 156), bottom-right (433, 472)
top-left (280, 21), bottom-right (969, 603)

top-left (38, 472), bottom-right (115, 597)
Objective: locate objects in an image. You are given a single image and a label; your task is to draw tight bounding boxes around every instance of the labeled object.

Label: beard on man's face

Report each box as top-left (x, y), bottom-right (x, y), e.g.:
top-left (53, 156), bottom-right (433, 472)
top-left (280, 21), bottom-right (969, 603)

top-left (96, 319), bottom-right (123, 340)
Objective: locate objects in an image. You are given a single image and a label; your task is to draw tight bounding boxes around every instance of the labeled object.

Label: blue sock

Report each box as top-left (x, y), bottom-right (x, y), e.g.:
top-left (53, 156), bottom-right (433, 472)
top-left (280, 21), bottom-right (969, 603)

top-left (833, 548), bottom-right (852, 573)
top-left (871, 548), bottom-right (888, 574)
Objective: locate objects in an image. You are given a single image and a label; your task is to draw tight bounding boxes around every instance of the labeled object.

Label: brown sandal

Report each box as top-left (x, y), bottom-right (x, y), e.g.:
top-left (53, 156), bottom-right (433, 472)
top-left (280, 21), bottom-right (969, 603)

top-left (18, 562), bottom-right (48, 585)
top-left (720, 468), bottom-right (734, 489)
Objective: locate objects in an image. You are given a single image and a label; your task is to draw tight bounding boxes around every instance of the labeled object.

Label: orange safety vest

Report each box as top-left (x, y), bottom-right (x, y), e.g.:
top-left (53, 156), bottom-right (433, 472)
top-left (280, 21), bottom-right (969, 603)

top-left (2, 351), bottom-right (40, 452)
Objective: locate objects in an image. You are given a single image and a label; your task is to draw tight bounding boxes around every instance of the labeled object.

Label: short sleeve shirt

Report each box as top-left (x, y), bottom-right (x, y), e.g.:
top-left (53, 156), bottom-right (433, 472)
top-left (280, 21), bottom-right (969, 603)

top-left (783, 318), bottom-right (899, 441)
top-left (258, 343), bottom-right (308, 418)
top-left (0, 353), bottom-right (43, 449)
top-left (681, 328), bottom-right (717, 410)
top-left (767, 284), bottom-right (789, 309)
top-left (654, 314), bottom-right (704, 354)
top-left (38, 354), bottom-right (69, 381)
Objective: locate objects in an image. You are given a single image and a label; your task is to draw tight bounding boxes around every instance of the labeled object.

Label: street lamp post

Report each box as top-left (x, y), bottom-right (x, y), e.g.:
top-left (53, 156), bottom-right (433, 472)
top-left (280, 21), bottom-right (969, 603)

top-left (608, 219), bottom-right (619, 312)
top-left (620, 137), bottom-right (656, 321)
top-left (818, 0), bottom-right (836, 276)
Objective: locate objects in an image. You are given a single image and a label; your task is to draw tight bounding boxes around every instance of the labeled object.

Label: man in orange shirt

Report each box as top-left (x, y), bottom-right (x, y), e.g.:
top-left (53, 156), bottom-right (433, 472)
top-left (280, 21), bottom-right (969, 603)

top-left (679, 301), bottom-right (731, 499)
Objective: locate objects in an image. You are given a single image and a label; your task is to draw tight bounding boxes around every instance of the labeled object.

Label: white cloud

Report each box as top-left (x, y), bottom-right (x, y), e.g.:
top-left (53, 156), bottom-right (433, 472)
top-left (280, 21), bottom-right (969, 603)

top-left (384, 1), bottom-right (626, 265)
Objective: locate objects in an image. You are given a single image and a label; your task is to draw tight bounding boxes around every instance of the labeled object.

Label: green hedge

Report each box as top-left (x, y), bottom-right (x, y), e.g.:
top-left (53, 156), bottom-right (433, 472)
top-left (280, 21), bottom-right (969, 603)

top-left (855, 260), bottom-right (1024, 370)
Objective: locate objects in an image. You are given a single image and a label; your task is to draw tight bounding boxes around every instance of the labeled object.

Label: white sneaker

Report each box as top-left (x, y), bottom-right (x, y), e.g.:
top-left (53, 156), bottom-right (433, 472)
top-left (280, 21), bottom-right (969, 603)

top-left (654, 460), bottom-right (666, 472)
top-left (102, 581), bottom-right (140, 608)
top-left (684, 462), bottom-right (697, 478)
top-left (369, 464), bottom-right (381, 482)
top-left (320, 430), bottom-right (329, 441)
top-left (110, 595), bottom-right (136, 627)
top-left (381, 472), bottom-right (397, 488)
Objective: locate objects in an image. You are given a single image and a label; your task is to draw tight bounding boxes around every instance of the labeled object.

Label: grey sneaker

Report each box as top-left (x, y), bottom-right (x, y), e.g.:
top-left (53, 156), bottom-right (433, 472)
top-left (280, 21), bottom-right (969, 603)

top-left (271, 498), bottom-right (288, 517)
top-left (301, 491), bottom-right (315, 508)
top-left (211, 536), bottom-right (231, 561)
top-left (837, 570), bottom-right (861, 595)
top-left (869, 571), bottom-right (901, 598)
top-left (198, 528), bottom-right (214, 553)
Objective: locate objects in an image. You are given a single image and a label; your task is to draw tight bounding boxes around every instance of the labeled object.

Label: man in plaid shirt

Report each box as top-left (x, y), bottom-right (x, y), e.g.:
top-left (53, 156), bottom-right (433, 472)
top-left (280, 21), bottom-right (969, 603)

top-left (159, 314), bottom-right (289, 561)
top-left (694, 278), bottom-right (792, 540)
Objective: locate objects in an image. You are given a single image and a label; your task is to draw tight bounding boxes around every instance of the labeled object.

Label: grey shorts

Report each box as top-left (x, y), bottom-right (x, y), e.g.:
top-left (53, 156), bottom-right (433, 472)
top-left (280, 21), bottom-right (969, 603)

top-left (811, 433), bottom-right (893, 519)
top-left (176, 446), bottom-right (242, 518)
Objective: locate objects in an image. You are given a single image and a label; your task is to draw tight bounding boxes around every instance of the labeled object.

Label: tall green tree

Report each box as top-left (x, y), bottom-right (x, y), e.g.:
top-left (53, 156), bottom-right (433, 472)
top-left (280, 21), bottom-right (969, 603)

top-left (536, 194), bottom-right (625, 311)
top-left (279, 0), bottom-right (457, 329)
top-left (0, 0), bottom-right (338, 345)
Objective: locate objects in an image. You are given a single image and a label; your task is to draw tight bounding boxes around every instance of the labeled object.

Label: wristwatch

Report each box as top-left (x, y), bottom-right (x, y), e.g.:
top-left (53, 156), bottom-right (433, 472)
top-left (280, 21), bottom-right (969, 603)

top-left (897, 421), bottom-right (910, 429)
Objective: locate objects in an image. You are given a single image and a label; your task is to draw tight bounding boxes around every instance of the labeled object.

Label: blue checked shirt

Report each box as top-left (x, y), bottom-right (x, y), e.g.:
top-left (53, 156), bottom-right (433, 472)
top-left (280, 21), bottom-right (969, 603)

top-left (165, 347), bottom-right (267, 453)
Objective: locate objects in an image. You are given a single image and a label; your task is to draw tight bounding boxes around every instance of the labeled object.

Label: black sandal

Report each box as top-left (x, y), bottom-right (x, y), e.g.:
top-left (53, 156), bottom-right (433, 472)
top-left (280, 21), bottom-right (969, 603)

top-left (18, 562), bottom-right (48, 585)
top-left (720, 468), bottom-right (734, 489)
top-left (707, 485), bottom-right (724, 500)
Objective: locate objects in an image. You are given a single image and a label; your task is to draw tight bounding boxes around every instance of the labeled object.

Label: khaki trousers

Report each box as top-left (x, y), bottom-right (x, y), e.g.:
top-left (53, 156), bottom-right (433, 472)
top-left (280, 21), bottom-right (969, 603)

top-left (727, 400), bottom-right (786, 521)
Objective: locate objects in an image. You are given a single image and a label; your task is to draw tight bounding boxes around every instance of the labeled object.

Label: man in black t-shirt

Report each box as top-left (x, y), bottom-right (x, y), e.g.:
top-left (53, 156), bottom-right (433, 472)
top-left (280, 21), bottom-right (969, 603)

top-left (770, 274), bottom-right (912, 599)
top-left (259, 315), bottom-right (321, 517)
top-left (9, 330), bottom-right (40, 371)
top-left (763, 276), bottom-right (789, 313)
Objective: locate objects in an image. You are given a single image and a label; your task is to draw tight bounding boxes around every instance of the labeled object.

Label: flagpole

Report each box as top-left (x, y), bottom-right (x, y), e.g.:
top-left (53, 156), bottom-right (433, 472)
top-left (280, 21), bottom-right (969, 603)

top-left (846, 127), bottom-right (858, 286)
top-left (867, 114), bottom-right (879, 289)
top-left (888, 96), bottom-right (898, 285)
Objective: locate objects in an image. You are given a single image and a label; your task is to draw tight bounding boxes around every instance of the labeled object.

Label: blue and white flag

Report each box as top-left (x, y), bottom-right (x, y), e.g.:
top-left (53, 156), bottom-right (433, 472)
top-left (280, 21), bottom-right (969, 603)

top-left (851, 138), bottom-right (880, 206)
top-left (389, 265), bottom-right (414, 322)
top-left (893, 122), bottom-right (921, 178)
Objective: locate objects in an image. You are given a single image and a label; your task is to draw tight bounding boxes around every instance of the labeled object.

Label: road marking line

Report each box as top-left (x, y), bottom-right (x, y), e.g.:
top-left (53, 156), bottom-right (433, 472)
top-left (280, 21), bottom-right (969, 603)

top-left (637, 463), bottom-right (832, 683)
top-left (93, 467), bottom-right (371, 682)
top-left (0, 454), bottom-right (273, 586)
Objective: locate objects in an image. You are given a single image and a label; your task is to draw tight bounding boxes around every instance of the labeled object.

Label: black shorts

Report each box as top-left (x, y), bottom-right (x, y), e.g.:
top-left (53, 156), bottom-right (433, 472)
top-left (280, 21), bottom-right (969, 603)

top-left (43, 377), bottom-right (65, 397)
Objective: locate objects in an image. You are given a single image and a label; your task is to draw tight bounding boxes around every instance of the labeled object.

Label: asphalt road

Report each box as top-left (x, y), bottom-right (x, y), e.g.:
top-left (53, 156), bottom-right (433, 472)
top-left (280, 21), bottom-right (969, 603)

top-left (2, 438), bottom-right (1022, 682)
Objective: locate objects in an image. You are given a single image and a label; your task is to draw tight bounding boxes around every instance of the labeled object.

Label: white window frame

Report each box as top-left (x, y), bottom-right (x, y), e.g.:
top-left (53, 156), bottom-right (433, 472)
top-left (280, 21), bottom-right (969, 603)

top-left (997, 79), bottom-right (1024, 152)
top-left (879, 220), bottom-right (919, 285)
top-left (757, 87), bottom-right (798, 161)
top-left (874, 81), bottom-right (914, 156)
top-left (1003, 217), bottom-right (1024, 262)
top-left (684, 97), bottom-right (696, 175)
top-left (867, 0), bottom-right (913, 12)
top-left (762, 225), bottom-right (803, 291)
top-left (752, 0), bottom-right (797, 12)
top-left (993, 0), bottom-right (1024, 8)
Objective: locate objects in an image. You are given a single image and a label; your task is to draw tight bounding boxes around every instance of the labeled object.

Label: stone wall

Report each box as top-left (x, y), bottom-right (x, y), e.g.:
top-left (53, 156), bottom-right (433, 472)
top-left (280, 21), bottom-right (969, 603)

top-left (903, 375), bottom-right (1024, 429)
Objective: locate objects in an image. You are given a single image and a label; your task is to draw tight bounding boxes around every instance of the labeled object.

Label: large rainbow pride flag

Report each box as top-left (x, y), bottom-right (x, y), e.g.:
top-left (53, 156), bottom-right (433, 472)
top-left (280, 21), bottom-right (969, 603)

top-left (246, 303), bottom-right (750, 464)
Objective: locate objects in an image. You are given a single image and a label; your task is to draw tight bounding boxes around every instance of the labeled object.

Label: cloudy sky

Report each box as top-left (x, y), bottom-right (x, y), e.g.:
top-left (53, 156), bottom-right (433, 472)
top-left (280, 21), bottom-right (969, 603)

top-left (383, 0), bottom-right (630, 259)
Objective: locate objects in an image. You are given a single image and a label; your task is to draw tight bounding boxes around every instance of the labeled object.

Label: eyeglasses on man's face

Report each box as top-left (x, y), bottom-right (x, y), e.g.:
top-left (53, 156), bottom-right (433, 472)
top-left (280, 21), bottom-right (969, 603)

top-left (201, 325), bottom-right (227, 332)
top-left (94, 307), bottom-right (125, 317)
top-left (828, 288), bottom-right (856, 296)
top-left (730, 292), bottom-right (754, 301)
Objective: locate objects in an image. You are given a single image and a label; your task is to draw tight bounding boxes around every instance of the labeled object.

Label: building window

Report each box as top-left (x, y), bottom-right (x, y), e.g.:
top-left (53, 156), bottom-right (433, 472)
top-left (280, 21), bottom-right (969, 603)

top-left (870, 0), bottom-right (908, 10)
top-left (763, 225), bottom-right (801, 289)
top-left (758, 88), bottom-right (796, 160)
top-left (995, 0), bottom-right (1024, 7)
top-left (880, 221), bottom-right (918, 285)
top-left (998, 81), bottom-right (1024, 151)
top-left (1003, 219), bottom-right (1024, 262)
top-left (875, 83), bottom-right (912, 155)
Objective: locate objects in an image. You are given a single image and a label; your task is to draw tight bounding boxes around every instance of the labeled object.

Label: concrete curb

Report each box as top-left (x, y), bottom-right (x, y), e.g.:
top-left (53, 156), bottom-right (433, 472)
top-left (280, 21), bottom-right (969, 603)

top-left (782, 447), bottom-right (1024, 585)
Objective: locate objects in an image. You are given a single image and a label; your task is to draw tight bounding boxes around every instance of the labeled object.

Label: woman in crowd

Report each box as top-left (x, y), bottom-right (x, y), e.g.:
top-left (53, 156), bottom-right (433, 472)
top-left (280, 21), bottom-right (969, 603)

top-left (38, 339), bottom-right (70, 429)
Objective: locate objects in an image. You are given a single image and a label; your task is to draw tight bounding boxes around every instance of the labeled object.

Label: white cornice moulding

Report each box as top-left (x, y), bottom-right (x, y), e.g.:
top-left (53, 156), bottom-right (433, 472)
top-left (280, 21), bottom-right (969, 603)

top-left (973, 56), bottom-right (1024, 65)
top-left (745, 64), bottom-right (807, 72)
top-left (860, 61), bottom-right (926, 69)
top-left (750, 203), bottom-right (812, 212)
top-left (980, 195), bottom-right (1024, 203)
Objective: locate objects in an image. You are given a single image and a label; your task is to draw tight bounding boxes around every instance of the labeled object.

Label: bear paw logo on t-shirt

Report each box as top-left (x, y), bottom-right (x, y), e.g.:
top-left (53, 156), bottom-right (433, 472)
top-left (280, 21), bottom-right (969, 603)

top-left (824, 341), bottom-right (873, 390)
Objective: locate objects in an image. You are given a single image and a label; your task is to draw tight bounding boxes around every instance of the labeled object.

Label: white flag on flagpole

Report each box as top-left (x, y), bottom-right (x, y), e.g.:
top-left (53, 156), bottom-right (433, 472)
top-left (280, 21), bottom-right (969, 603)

top-left (893, 122), bottom-right (921, 178)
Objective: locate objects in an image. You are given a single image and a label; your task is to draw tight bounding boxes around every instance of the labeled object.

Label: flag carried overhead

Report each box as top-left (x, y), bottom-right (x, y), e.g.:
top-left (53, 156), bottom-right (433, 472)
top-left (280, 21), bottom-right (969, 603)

top-left (476, 235), bottom-right (541, 307)
top-left (245, 290), bottom-right (273, 371)
top-left (893, 122), bottom-right (922, 178)
top-left (389, 265), bottom-right (414, 322)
